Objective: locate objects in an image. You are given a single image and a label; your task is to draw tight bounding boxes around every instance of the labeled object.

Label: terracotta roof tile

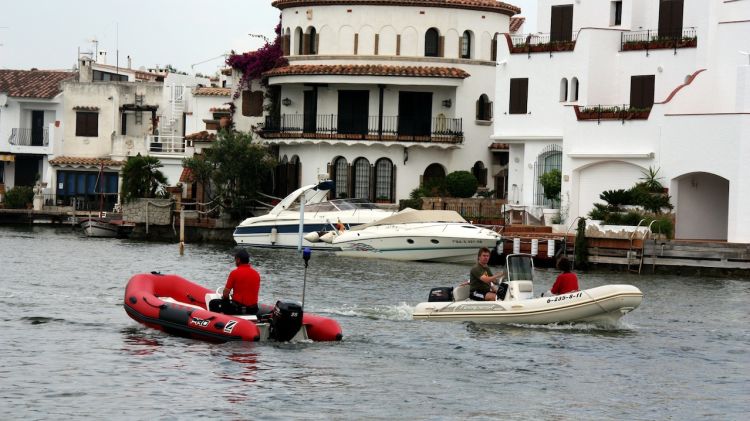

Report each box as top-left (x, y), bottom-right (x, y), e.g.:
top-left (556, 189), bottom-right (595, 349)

top-left (194, 87), bottom-right (231, 96)
top-left (489, 142), bottom-right (509, 150)
top-left (49, 156), bottom-right (124, 167)
top-left (265, 64), bottom-right (470, 79)
top-left (509, 16), bottom-right (525, 33)
top-left (0, 69), bottom-right (76, 99)
top-left (179, 167), bottom-right (194, 183)
top-left (186, 131), bottom-right (218, 141)
top-left (272, 0), bottom-right (520, 15)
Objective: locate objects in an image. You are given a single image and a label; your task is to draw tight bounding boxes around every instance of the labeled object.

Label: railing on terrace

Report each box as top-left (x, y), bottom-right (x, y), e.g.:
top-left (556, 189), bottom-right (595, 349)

top-left (509, 32), bottom-right (577, 55)
top-left (621, 27), bottom-right (697, 55)
top-left (260, 114), bottom-right (463, 144)
top-left (574, 104), bottom-right (652, 124)
top-left (8, 128), bottom-right (49, 147)
top-left (148, 135), bottom-right (185, 154)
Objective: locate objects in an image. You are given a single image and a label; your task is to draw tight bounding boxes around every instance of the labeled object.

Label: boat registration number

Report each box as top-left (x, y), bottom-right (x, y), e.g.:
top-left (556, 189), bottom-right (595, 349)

top-left (547, 292), bottom-right (583, 303)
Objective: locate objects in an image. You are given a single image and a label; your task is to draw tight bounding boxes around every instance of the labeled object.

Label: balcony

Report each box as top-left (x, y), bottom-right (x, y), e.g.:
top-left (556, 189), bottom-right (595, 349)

top-left (621, 27), bottom-right (697, 55)
top-left (258, 114), bottom-right (463, 144)
top-left (147, 135), bottom-right (186, 154)
top-left (8, 128), bottom-right (49, 147)
top-left (574, 104), bottom-right (651, 124)
top-left (509, 32), bottom-right (577, 55)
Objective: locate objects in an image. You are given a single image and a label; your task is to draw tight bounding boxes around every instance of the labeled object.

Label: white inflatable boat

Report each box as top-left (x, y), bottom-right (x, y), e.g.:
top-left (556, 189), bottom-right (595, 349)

top-left (413, 254), bottom-right (643, 325)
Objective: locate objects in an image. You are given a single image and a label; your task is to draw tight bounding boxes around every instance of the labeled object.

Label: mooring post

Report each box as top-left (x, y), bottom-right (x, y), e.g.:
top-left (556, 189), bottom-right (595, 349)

top-left (179, 206), bottom-right (185, 256)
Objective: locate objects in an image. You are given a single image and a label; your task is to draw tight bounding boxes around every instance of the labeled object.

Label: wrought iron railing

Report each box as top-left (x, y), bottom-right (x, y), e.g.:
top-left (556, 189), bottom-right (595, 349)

top-left (509, 32), bottom-right (578, 54)
top-left (621, 27), bottom-right (697, 54)
top-left (147, 135), bottom-right (185, 153)
top-left (8, 128), bottom-right (49, 147)
top-left (260, 114), bottom-right (463, 143)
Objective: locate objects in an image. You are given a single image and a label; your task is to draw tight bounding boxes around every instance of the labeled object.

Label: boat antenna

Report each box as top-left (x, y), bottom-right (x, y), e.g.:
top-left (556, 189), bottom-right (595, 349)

top-left (301, 247), bottom-right (311, 308)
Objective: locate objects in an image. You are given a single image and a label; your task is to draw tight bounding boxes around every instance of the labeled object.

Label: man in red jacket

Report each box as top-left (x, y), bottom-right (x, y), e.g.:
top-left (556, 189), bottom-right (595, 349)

top-left (221, 249), bottom-right (260, 314)
top-left (549, 256), bottom-right (579, 295)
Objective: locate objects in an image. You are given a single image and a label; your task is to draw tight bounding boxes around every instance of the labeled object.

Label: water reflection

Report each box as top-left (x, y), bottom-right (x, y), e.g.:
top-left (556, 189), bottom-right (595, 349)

top-left (121, 328), bottom-right (163, 356)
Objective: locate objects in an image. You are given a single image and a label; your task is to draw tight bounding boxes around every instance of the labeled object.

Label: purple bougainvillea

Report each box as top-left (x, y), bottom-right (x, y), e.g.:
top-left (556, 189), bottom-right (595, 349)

top-left (227, 20), bottom-right (287, 103)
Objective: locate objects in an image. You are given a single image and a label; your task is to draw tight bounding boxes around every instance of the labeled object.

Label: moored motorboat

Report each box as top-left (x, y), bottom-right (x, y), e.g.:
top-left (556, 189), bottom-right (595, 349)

top-left (233, 180), bottom-right (396, 249)
top-left (317, 209), bottom-right (502, 263)
top-left (80, 215), bottom-right (135, 238)
top-left (413, 254), bottom-right (643, 325)
top-left (124, 272), bottom-right (342, 342)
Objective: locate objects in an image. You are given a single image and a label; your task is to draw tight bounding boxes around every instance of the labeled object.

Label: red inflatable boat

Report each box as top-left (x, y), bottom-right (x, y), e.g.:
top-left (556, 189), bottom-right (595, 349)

top-left (124, 272), bottom-right (342, 342)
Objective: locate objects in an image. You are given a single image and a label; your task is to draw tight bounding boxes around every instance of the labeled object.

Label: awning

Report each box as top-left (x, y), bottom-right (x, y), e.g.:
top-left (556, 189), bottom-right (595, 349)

top-left (0, 154), bottom-right (14, 162)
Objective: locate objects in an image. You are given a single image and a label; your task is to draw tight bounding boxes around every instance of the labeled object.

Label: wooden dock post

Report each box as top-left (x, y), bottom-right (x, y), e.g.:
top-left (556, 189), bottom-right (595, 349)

top-left (179, 206), bottom-right (185, 256)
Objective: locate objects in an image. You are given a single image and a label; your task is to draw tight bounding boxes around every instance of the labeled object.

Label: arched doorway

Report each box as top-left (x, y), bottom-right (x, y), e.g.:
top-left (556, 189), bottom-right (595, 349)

top-left (423, 163), bottom-right (446, 195)
top-left (575, 161), bottom-right (643, 219)
top-left (674, 172), bottom-right (728, 240)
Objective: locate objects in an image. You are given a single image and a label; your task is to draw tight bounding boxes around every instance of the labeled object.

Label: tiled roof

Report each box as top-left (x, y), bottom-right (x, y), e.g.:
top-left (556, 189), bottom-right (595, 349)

top-left (49, 156), bottom-right (124, 167)
top-left (0, 69), bottom-right (76, 99)
top-left (209, 107), bottom-right (231, 113)
top-left (179, 167), bottom-right (194, 183)
top-left (272, 0), bottom-right (520, 15)
top-left (265, 64), bottom-right (470, 79)
top-left (72, 106), bottom-right (100, 111)
top-left (509, 16), bottom-right (525, 33)
top-left (186, 131), bottom-right (218, 141)
top-left (489, 142), bottom-right (509, 150)
top-left (194, 87), bottom-right (231, 96)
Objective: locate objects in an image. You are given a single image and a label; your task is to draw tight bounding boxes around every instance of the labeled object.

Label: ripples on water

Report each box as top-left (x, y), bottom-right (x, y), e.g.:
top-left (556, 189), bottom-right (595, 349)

top-left (0, 226), bottom-right (748, 420)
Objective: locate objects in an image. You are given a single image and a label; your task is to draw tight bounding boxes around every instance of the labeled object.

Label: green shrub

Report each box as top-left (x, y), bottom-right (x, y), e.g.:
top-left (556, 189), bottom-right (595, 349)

top-left (4, 186), bottom-right (34, 209)
top-left (399, 198), bottom-right (423, 211)
top-left (539, 168), bottom-right (562, 207)
top-left (649, 217), bottom-right (674, 239)
top-left (588, 203), bottom-right (609, 220)
top-left (574, 217), bottom-right (589, 269)
top-left (445, 171), bottom-right (478, 198)
top-left (600, 189), bottom-right (633, 209)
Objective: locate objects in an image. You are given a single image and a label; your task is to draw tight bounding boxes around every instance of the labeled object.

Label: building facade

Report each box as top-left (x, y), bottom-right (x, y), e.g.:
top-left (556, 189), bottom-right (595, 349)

top-left (495, 0), bottom-right (750, 242)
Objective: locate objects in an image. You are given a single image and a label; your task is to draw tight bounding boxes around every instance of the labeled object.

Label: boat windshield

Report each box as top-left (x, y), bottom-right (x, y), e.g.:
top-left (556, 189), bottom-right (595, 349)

top-left (287, 198), bottom-right (378, 212)
top-left (506, 254), bottom-right (534, 281)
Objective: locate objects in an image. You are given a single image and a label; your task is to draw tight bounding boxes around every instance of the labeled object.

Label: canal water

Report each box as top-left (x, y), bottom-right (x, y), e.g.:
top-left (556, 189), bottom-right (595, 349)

top-left (1, 226), bottom-right (747, 420)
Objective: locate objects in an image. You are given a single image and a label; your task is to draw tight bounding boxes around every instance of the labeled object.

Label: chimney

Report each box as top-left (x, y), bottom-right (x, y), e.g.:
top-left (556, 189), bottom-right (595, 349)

top-left (127, 55), bottom-right (132, 69)
top-left (78, 57), bottom-right (93, 83)
top-left (97, 50), bottom-right (108, 65)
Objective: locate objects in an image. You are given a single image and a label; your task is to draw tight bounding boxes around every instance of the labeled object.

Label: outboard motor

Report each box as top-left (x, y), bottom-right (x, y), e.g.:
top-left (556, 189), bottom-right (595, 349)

top-left (269, 300), bottom-right (303, 341)
top-left (428, 287), bottom-right (454, 302)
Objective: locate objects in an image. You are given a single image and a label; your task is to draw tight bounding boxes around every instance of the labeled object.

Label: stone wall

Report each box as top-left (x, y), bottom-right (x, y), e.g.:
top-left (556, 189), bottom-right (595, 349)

top-left (123, 198), bottom-right (173, 225)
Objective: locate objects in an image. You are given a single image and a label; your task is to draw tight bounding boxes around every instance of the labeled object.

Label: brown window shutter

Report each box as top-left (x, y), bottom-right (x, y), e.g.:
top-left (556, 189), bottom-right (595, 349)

top-left (396, 34), bottom-right (401, 56)
top-left (391, 163), bottom-right (397, 202)
top-left (475, 98), bottom-right (481, 120)
top-left (249, 92), bottom-right (264, 116)
top-left (374, 34), bottom-right (379, 55)
top-left (438, 36), bottom-right (445, 57)
top-left (550, 5), bottom-right (573, 42)
top-left (491, 38), bottom-right (497, 61)
top-left (315, 33), bottom-right (320, 54)
top-left (458, 37), bottom-right (463, 58)
top-left (283, 35), bottom-right (290, 56)
top-left (509, 78), bottom-right (528, 114)
top-left (242, 91), bottom-right (251, 116)
top-left (643, 75), bottom-right (655, 108)
top-left (354, 33), bottom-right (359, 55)
top-left (303, 34), bottom-right (310, 55)
top-left (485, 101), bottom-right (493, 120)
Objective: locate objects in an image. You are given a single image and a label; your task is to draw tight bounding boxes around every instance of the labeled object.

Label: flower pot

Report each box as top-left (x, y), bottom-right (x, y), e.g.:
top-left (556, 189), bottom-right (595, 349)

top-left (542, 208), bottom-right (560, 226)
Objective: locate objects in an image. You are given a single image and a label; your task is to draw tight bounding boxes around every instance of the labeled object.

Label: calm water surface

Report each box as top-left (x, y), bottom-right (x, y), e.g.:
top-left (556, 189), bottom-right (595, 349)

top-left (0, 226), bottom-right (748, 420)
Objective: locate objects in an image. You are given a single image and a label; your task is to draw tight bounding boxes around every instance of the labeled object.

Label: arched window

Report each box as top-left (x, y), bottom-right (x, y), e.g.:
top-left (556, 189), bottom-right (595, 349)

top-left (374, 158), bottom-right (394, 201)
top-left (472, 161), bottom-right (488, 187)
top-left (423, 163), bottom-right (446, 193)
top-left (332, 156), bottom-right (349, 198)
top-left (283, 28), bottom-right (291, 56)
top-left (534, 145), bottom-right (562, 206)
top-left (571, 77), bottom-right (579, 101)
top-left (461, 31), bottom-right (472, 59)
top-left (425, 28), bottom-right (440, 57)
top-left (307, 27), bottom-right (317, 55)
top-left (560, 78), bottom-right (568, 102)
top-left (352, 157), bottom-right (371, 200)
top-left (476, 94), bottom-right (493, 121)
top-left (295, 27), bottom-right (304, 55)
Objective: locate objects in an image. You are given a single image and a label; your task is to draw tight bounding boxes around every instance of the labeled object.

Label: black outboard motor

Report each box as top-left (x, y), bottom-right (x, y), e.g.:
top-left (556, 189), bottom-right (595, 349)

top-left (270, 300), bottom-right (304, 341)
top-left (428, 287), bottom-right (454, 302)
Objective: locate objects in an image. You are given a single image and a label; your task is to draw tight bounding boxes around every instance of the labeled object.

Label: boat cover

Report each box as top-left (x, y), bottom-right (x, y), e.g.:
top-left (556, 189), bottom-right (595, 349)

top-left (350, 210), bottom-right (467, 231)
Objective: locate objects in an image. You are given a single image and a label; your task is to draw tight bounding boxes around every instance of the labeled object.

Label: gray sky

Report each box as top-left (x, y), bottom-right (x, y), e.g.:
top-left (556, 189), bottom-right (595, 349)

top-left (0, 0), bottom-right (536, 74)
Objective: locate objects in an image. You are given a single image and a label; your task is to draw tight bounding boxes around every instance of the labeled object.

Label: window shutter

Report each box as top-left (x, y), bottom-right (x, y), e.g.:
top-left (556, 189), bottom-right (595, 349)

top-left (303, 34), bottom-right (310, 55)
top-left (391, 163), bottom-right (397, 202)
top-left (374, 34), bottom-right (379, 55)
top-left (491, 38), bottom-right (497, 61)
top-left (354, 33), bottom-right (359, 55)
top-left (458, 37), bottom-right (463, 58)
top-left (396, 34), bottom-right (401, 56)
top-left (370, 164), bottom-right (376, 201)
top-left (347, 164), bottom-right (353, 198)
top-left (438, 36), bottom-right (445, 57)
top-left (509, 78), bottom-right (528, 114)
top-left (484, 101), bottom-right (493, 120)
top-left (283, 35), bottom-right (290, 56)
top-left (315, 33), bottom-right (320, 54)
top-left (476, 98), bottom-right (481, 120)
top-left (242, 91), bottom-right (251, 116)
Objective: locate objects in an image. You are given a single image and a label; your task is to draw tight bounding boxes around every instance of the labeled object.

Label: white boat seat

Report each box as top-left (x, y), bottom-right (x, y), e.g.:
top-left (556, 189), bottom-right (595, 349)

top-left (505, 280), bottom-right (534, 301)
top-left (453, 284), bottom-right (470, 301)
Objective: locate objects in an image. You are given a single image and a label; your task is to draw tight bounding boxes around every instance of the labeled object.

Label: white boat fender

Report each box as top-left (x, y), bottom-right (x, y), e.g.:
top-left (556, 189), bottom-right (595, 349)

top-left (270, 227), bottom-right (278, 245)
top-left (319, 231), bottom-right (336, 243)
top-left (304, 231), bottom-right (321, 243)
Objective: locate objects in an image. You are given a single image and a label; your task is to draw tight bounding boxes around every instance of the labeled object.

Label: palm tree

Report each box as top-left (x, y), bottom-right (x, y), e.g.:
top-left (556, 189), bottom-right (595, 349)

top-left (121, 154), bottom-right (168, 201)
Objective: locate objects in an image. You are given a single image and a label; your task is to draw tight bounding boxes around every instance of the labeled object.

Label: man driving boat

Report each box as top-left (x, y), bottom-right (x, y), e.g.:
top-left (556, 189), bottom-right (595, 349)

top-left (469, 247), bottom-right (506, 301)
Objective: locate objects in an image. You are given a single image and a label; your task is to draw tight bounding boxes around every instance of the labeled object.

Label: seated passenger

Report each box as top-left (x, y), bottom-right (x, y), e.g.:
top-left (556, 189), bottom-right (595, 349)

top-left (469, 247), bottom-right (506, 301)
top-left (220, 249), bottom-right (260, 315)
top-left (547, 256), bottom-right (579, 296)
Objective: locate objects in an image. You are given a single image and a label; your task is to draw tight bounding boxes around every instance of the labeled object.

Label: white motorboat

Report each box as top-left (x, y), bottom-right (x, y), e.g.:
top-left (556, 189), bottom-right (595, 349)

top-left (319, 209), bottom-right (502, 263)
top-left (413, 254), bottom-right (643, 325)
top-left (233, 181), bottom-right (396, 249)
top-left (80, 215), bottom-right (135, 238)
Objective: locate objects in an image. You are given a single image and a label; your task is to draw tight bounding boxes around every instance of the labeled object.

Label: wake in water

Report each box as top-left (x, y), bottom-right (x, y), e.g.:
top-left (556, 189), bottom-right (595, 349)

top-left (319, 302), bottom-right (414, 321)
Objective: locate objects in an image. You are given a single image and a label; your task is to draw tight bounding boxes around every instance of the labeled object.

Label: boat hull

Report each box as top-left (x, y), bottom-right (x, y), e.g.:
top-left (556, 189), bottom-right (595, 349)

top-left (124, 273), bottom-right (342, 342)
top-left (335, 235), bottom-right (500, 263)
top-left (80, 218), bottom-right (134, 238)
top-left (413, 285), bottom-right (643, 325)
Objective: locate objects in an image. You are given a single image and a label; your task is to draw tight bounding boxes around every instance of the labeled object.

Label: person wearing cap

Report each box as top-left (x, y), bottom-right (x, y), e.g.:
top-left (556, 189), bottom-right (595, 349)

top-left (221, 249), bottom-right (261, 314)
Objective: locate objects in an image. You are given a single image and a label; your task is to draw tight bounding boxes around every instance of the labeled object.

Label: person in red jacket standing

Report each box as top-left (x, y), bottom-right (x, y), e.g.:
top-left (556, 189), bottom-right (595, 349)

top-left (221, 249), bottom-right (260, 314)
top-left (550, 256), bottom-right (579, 295)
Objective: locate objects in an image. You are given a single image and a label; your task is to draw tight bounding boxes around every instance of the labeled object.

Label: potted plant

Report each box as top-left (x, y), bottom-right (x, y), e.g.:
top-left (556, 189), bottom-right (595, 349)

top-left (539, 168), bottom-right (562, 226)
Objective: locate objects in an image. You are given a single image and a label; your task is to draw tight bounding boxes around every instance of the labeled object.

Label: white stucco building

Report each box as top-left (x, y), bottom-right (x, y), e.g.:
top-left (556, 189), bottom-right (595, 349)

top-left (255, 0), bottom-right (519, 200)
top-left (494, 0), bottom-right (750, 242)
